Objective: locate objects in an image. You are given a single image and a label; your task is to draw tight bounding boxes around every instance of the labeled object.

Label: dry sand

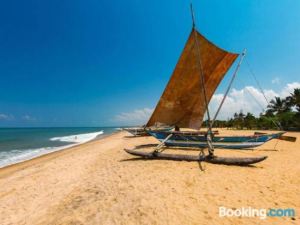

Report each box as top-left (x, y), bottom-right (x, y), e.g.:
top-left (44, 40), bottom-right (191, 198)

top-left (0, 130), bottom-right (299, 225)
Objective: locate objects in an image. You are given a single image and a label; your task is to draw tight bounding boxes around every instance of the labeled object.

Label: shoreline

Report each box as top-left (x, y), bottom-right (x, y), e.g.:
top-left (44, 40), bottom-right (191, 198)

top-left (0, 129), bottom-right (299, 225)
top-left (0, 129), bottom-right (289, 174)
top-left (0, 130), bottom-right (121, 178)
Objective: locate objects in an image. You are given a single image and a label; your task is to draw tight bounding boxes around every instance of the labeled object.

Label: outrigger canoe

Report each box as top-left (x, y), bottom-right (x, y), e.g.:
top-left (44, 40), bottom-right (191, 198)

top-left (123, 5), bottom-right (274, 166)
top-left (123, 127), bottom-right (149, 136)
top-left (123, 126), bottom-right (173, 137)
top-left (147, 130), bottom-right (286, 149)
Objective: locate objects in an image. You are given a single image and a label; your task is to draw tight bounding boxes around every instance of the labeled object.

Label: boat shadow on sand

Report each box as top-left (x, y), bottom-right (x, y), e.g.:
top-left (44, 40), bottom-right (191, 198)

top-left (119, 157), bottom-right (258, 168)
top-left (124, 135), bottom-right (149, 139)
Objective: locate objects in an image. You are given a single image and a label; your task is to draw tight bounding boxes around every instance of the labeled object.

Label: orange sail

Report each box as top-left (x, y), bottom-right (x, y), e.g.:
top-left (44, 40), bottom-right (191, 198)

top-left (147, 29), bottom-right (239, 129)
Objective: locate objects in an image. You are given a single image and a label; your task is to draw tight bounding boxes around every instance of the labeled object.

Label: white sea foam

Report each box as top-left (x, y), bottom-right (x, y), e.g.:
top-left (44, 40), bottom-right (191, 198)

top-left (50, 131), bottom-right (104, 143)
top-left (0, 131), bottom-right (104, 168)
top-left (0, 147), bottom-right (59, 168)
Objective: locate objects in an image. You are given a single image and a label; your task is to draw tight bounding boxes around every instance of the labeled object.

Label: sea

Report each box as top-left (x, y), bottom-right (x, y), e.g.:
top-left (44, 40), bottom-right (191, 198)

top-left (0, 127), bottom-right (119, 168)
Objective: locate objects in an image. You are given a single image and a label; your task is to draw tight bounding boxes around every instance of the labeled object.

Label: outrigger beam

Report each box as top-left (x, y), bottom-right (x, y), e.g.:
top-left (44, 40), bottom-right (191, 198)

top-left (153, 133), bottom-right (173, 153)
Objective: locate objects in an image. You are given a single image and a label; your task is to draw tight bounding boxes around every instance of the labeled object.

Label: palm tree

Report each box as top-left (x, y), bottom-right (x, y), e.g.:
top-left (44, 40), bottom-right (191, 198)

top-left (244, 112), bottom-right (256, 129)
top-left (267, 97), bottom-right (290, 114)
top-left (232, 111), bottom-right (245, 129)
top-left (233, 112), bottom-right (239, 129)
top-left (286, 88), bottom-right (300, 129)
top-left (238, 111), bottom-right (245, 129)
top-left (288, 88), bottom-right (300, 113)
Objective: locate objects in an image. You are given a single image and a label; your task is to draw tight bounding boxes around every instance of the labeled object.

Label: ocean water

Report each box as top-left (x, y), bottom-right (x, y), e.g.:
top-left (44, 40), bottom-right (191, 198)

top-left (0, 127), bottom-right (118, 168)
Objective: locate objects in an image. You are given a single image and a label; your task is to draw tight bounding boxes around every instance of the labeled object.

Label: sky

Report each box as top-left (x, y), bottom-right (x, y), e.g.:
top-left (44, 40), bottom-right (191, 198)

top-left (0, 0), bottom-right (300, 127)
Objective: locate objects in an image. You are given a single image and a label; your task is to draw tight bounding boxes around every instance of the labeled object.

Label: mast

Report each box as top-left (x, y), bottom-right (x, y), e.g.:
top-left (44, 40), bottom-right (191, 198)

top-left (211, 49), bottom-right (247, 127)
top-left (190, 4), bottom-right (214, 156)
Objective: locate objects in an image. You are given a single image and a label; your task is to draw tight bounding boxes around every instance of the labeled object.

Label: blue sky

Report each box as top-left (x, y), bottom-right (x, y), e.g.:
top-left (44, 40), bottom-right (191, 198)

top-left (0, 0), bottom-right (299, 127)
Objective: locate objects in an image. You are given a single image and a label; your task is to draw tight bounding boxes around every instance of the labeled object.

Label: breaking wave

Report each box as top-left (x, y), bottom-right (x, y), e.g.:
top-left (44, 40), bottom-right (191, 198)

top-left (0, 131), bottom-right (104, 168)
top-left (50, 131), bottom-right (104, 143)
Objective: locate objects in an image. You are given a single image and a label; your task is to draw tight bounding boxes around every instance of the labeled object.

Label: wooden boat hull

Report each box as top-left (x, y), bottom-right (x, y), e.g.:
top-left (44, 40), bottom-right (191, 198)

top-left (254, 132), bottom-right (296, 142)
top-left (124, 146), bottom-right (267, 165)
top-left (124, 126), bottom-right (174, 136)
top-left (123, 127), bottom-right (149, 136)
top-left (147, 131), bottom-right (285, 149)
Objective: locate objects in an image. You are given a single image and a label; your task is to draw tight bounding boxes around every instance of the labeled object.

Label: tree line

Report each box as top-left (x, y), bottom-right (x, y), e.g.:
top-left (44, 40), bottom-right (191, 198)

top-left (205, 88), bottom-right (300, 130)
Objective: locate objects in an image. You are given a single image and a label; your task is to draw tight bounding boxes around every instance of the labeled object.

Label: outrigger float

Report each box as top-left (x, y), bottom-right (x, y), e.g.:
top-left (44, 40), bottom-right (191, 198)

top-left (124, 5), bottom-right (294, 166)
top-left (124, 144), bottom-right (267, 166)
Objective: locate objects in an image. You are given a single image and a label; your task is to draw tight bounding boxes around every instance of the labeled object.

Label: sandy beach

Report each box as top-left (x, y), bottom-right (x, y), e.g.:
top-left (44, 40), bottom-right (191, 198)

top-left (0, 130), bottom-right (299, 225)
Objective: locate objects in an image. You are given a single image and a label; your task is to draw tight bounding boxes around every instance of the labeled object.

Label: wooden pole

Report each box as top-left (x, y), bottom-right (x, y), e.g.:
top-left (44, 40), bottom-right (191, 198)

top-left (190, 3), bottom-right (196, 28)
top-left (211, 49), bottom-right (247, 127)
top-left (190, 3), bottom-right (214, 156)
top-left (153, 133), bottom-right (173, 153)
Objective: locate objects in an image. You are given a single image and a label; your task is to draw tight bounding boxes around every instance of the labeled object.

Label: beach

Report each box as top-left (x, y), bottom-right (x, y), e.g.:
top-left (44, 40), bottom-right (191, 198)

top-left (0, 130), bottom-right (299, 225)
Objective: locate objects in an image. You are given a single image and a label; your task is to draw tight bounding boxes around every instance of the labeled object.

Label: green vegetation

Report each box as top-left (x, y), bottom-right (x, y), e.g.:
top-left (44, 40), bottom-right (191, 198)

top-left (207, 88), bottom-right (300, 130)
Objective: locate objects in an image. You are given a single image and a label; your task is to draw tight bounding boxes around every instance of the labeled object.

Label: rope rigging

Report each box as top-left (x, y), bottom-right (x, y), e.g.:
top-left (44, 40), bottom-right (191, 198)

top-left (210, 54), bottom-right (282, 130)
top-left (245, 58), bottom-right (270, 104)
top-left (243, 59), bottom-right (282, 129)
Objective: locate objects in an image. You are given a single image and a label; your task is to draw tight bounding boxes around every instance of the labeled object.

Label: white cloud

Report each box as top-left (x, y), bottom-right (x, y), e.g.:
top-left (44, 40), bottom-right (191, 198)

top-left (113, 82), bottom-right (300, 125)
top-left (22, 115), bottom-right (36, 121)
top-left (209, 82), bottom-right (300, 120)
top-left (271, 77), bottom-right (280, 84)
top-left (0, 114), bottom-right (14, 121)
top-left (114, 108), bottom-right (153, 125)
top-left (280, 82), bottom-right (300, 97)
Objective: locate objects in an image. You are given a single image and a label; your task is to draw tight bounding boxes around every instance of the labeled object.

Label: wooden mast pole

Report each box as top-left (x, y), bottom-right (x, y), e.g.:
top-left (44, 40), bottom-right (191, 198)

top-left (190, 3), bottom-right (214, 156)
top-left (211, 49), bottom-right (247, 127)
